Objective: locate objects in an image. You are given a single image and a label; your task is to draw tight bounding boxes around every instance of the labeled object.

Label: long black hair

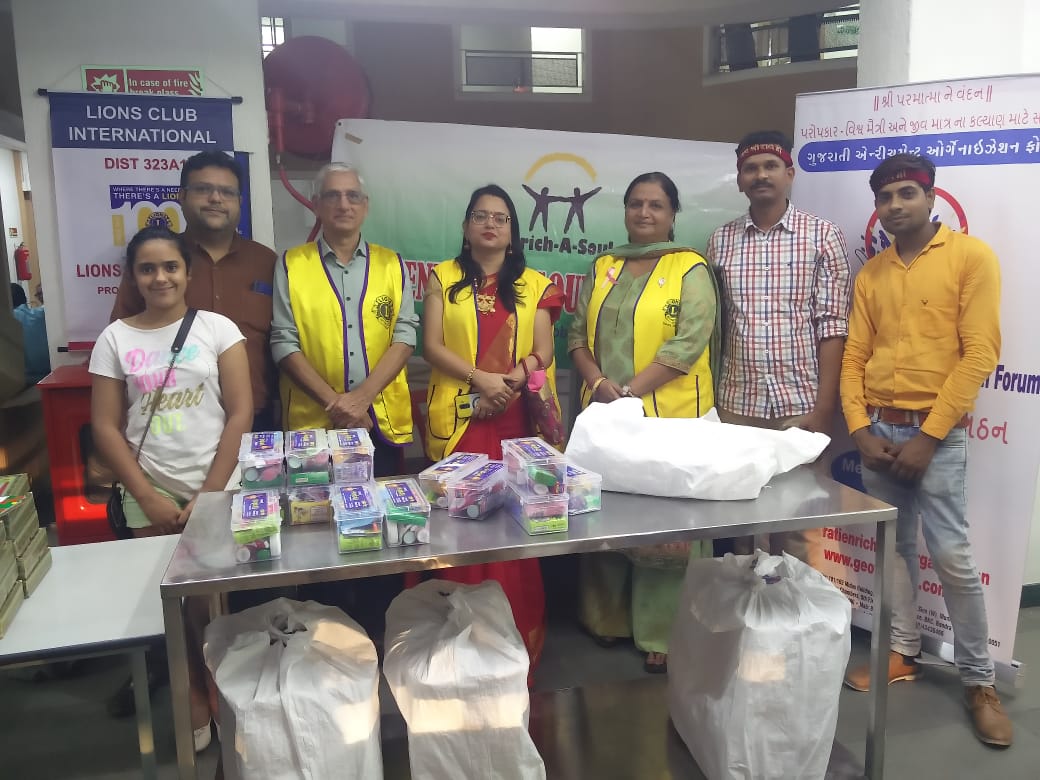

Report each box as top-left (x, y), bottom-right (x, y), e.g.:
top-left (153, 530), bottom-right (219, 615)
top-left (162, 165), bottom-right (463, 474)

top-left (448, 184), bottom-right (526, 313)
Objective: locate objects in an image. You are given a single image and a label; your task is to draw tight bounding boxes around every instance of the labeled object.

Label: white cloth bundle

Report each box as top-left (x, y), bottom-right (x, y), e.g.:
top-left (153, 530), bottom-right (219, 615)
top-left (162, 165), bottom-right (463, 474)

top-left (566, 399), bottom-right (829, 500)
top-left (204, 597), bottom-right (383, 780)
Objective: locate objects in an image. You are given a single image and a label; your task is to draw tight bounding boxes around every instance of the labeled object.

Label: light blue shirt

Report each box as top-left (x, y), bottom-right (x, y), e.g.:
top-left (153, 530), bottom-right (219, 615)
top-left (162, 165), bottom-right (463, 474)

top-left (270, 236), bottom-right (418, 391)
top-left (13, 304), bottom-right (50, 384)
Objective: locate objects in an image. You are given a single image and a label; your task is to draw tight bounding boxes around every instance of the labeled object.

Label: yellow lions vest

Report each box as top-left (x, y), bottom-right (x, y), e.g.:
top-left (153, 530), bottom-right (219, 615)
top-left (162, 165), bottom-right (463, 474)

top-left (280, 241), bottom-right (412, 442)
top-left (425, 260), bottom-right (559, 461)
top-left (580, 251), bottom-right (714, 418)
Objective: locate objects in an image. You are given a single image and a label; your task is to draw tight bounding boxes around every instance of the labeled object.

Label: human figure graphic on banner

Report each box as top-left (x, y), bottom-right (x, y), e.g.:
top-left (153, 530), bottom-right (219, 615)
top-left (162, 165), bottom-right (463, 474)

top-left (110, 151), bottom-right (279, 431)
top-left (707, 130), bottom-right (851, 563)
top-left (840, 153), bottom-right (1012, 748)
top-left (563, 185), bottom-right (602, 232)
top-left (522, 184), bottom-right (567, 231)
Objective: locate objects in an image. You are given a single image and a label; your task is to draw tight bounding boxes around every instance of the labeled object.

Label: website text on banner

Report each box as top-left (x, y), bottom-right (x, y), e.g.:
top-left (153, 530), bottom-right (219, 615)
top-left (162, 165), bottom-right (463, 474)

top-left (47, 92), bottom-right (247, 347)
top-left (793, 74), bottom-right (1040, 669)
top-left (330, 119), bottom-right (747, 365)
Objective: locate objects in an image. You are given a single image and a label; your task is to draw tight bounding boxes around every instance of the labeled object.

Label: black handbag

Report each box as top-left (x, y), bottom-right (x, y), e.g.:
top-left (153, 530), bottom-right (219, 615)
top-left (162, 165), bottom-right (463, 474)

top-left (107, 309), bottom-right (197, 539)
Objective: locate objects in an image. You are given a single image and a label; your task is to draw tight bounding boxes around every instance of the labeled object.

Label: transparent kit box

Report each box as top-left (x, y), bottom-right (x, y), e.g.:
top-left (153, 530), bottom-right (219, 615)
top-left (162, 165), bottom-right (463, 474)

top-left (285, 429), bottom-right (331, 486)
top-left (417, 452), bottom-right (488, 508)
top-left (504, 481), bottom-right (569, 535)
top-left (501, 436), bottom-right (567, 496)
top-left (231, 489), bottom-right (283, 564)
top-left (446, 461), bottom-right (507, 519)
top-left (378, 478), bottom-right (431, 546)
top-left (329, 428), bottom-right (375, 485)
top-left (565, 463), bottom-right (602, 514)
top-left (331, 483), bottom-right (384, 554)
top-left (238, 431), bottom-right (284, 489)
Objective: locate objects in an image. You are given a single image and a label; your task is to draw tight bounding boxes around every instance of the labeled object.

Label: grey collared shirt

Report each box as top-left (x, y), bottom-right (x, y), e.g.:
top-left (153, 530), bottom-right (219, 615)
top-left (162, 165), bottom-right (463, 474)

top-left (270, 236), bottom-right (418, 391)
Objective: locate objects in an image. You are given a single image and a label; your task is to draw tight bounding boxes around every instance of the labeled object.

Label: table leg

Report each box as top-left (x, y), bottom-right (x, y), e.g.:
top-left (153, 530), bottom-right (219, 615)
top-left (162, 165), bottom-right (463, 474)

top-left (131, 647), bottom-right (157, 780)
top-left (865, 518), bottom-right (894, 779)
top-left (164, 594), bottom-right (197, 779)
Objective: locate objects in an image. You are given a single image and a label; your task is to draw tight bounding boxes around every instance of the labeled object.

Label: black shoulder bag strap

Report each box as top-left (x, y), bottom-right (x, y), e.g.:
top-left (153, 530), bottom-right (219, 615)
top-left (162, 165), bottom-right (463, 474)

top-left (109, 309), bottom-right (197, 536)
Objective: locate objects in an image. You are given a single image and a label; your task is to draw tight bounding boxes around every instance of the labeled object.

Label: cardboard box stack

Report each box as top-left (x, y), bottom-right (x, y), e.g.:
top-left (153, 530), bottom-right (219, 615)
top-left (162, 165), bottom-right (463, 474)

top-left (0, 473), bottom-right (51, 638)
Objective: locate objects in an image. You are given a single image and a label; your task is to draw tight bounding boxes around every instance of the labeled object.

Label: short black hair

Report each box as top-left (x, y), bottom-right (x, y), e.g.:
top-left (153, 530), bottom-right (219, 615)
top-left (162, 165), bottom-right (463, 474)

top-left (10, 283), bottom-right (26, 308)
top-left (125, 226), bottom-right (193, 274)
top-left (179, 150), bottom-right (242, 190)
top-left (736, 130), bottom-right (793, 158)
top-left (869, 153), bottom-right (936, 194)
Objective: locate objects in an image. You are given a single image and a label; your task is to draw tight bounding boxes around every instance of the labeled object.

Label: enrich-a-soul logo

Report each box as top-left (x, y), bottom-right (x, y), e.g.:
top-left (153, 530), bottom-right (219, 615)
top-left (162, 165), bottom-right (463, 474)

top-left (519, 153), bottom-right (614, 257)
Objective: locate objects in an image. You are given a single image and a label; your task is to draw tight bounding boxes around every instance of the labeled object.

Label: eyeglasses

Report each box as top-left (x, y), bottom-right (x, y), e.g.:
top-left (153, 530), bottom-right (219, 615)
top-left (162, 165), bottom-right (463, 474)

top-left (469, 210), bottom-right (510, 226)
top-left (318, 189), bottom-right (368, 205)
top-left (183, 183), bottom-right (240, 199)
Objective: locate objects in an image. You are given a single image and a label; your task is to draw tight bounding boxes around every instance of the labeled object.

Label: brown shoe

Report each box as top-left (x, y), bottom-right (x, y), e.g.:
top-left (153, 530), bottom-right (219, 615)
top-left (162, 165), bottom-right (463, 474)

top-left (965, 685), bottom-right (1013, 747)
top-left (844, 651), bottom-right (921, 692)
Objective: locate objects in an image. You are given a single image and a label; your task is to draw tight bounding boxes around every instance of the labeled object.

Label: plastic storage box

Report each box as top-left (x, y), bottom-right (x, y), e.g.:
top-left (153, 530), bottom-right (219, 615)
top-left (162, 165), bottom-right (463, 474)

top-left (287, 485), bottom-right (332, 526)
top-left (285, 429), bottom-right (331, 486)
top-left (238, 431), bottom-right (284, 489)
top-left (417, 452), bottom-right (488, 508)
top-left (565, 463), bottom-right (602, 514)
top-left (230, 490), bottom-right (283, 564)
top-left (378, 478), bottom-right (431, 546)
top-left (331, 483), bottom-right (384, 553)
top-left (446, 461), bottom-right (507, 519)
top-left (504, 481), bottom-right (569, 535)
top-left (501, 437), bottom-right (567, 496)
top-left (329, 428), bottom-right (375, 484)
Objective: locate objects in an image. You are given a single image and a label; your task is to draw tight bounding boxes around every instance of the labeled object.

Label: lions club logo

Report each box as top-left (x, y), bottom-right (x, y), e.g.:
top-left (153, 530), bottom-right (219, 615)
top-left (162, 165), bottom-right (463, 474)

top-left (372, 295), bottom-right (394, 329)
top-left (663, 299), bottom-right (680, 326)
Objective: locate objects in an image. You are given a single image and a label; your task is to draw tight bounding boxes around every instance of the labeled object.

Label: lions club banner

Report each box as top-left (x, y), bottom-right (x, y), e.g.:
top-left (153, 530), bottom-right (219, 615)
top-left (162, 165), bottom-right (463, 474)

top-left (47, 92), bottom-right (246, 347)
top-left (331, 119), bottom-right (747, 364)
top-left (794, 75), bottom-right (1040, 672)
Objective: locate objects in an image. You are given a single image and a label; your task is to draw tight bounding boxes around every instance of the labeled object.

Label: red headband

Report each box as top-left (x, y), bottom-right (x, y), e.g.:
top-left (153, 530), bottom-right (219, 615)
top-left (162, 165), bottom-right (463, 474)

top-left (736, 143), bottom-right (793, 170)
top-left (871, 168), bottom-right (933, 194)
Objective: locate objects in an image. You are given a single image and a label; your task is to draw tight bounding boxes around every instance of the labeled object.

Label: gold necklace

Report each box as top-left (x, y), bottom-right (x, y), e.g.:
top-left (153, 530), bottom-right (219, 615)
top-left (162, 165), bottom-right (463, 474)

top-left (474, 279), bottom-right (497, 316)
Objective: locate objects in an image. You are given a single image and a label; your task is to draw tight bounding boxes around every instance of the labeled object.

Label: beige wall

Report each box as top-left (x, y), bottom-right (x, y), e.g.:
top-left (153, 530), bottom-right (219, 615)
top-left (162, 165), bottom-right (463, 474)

top-left (352, 21), bottom-right (856, 143)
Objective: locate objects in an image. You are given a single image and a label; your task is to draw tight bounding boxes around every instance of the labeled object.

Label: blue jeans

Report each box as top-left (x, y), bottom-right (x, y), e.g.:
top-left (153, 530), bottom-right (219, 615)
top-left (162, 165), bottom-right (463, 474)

top-left (860, 422), bottom-right (994, 685)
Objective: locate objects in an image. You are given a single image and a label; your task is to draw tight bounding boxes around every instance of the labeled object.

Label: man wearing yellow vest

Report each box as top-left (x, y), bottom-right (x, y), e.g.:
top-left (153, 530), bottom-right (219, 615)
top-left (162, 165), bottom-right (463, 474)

top-left (271, 162), bottom-right (416, 476)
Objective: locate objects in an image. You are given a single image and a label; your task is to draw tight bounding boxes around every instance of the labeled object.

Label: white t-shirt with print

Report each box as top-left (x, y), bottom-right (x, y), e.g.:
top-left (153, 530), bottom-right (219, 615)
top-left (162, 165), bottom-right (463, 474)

top-left (89, 310), bottom-right (245, 500)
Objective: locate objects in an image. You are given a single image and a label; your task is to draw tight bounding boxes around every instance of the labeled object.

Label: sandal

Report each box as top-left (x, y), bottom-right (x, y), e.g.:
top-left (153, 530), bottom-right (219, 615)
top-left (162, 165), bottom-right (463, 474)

top-left (643, 652), bottom-right (668, 675)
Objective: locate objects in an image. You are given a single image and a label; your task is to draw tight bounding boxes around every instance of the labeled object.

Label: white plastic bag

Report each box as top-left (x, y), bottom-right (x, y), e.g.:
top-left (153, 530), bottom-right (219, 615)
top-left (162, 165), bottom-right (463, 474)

top-left (668, 553), bottom-right (851, 780)
top-left (383, 580), bottom-right (546, 780)
top-left (566, 398), bottom-right (829, 499)
top-left (203, 597), bottom-right (383, 780)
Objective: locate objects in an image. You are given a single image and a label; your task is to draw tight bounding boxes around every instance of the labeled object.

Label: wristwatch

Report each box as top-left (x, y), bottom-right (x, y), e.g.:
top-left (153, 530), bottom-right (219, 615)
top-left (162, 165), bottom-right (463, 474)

top-left (621, 385), bottom-right (634, 397)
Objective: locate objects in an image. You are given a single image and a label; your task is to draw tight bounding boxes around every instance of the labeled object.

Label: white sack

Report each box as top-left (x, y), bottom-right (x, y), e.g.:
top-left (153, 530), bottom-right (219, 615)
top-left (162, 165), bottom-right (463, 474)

top-left (204, 597), bottom-right (383, 780)
top-left (383, 580), bottom-right (546, 780)
top-left (566, 398), bottom-right (829, 499)
top-left (668, 552), bottom-right (851, 780)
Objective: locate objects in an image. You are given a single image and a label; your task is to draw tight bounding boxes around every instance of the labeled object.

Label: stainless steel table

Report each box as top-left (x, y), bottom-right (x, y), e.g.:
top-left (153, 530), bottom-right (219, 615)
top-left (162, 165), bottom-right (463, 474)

top-left (162, 465), bottom-right (897, 779)
top-left (1, 535), bottom-right (179, 780)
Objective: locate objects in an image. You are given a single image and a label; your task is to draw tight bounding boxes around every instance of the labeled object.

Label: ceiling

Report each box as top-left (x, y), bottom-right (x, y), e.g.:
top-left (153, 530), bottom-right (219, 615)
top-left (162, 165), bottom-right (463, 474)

top-left (260, 0), bottom-right (854, 29)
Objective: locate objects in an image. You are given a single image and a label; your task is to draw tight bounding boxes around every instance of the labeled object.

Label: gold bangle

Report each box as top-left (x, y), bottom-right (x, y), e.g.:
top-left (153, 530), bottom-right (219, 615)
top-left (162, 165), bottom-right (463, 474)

top-left (590, 376), bottom-right (607, 395)
top-left (465, 367), bottom-right (476, 384)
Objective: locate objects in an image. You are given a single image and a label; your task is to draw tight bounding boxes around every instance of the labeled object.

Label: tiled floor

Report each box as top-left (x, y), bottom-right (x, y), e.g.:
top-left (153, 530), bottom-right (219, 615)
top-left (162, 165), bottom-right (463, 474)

top-left (1, 556), bottom-right (1038, 778)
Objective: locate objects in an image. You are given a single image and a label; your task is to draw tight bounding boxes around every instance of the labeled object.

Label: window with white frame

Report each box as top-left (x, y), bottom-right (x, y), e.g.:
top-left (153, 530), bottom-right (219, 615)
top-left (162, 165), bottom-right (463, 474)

top-left (459, 25), bottom-right (585, 94)
top-left (260, 16), bottom-right (288, 58)
top-left (709, 4), bottom-right (858, 74)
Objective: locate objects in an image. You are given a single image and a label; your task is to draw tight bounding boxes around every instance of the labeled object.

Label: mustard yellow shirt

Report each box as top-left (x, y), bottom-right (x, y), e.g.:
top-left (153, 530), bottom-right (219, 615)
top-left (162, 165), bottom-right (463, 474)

top-left (840, 223), bottom-right (1001, 440)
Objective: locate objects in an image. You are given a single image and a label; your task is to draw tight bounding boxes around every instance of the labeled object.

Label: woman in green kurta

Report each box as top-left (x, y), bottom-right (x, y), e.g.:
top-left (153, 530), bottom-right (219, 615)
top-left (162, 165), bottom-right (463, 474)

top-left (567, 171), bottom-right (720, 673)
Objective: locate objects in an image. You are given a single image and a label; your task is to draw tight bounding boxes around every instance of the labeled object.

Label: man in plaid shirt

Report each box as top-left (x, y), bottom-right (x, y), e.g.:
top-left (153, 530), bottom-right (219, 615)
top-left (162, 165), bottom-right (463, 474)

top-left (707, 130), bottom-right (851, 560)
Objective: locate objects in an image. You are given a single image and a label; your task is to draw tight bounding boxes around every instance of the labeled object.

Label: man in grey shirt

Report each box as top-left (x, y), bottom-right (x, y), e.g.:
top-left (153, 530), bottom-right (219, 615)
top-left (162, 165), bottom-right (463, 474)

top-left (272, 162), bottom-right (417, 476)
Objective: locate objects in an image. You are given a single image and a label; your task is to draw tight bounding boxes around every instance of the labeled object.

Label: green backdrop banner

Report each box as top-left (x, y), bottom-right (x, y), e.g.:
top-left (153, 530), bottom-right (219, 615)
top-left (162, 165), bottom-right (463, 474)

top-left (332, 120), bottom-right (747, 364)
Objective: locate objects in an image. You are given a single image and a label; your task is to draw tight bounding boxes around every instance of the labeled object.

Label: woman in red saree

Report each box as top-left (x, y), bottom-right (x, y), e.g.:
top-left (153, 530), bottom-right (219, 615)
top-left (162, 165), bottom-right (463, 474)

top-left (421, 184), bottom-right (564, 669)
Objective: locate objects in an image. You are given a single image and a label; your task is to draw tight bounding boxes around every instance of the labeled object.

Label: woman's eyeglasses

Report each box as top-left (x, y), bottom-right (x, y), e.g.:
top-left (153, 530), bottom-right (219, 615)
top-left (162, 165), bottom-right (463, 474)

top-left (469, 210), bottom-right (510, 226)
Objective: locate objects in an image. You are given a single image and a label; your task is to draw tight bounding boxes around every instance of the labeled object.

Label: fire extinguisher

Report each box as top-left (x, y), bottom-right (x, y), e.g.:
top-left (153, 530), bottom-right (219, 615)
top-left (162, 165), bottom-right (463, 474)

top-left (14, 243), bottom-right (31, 281)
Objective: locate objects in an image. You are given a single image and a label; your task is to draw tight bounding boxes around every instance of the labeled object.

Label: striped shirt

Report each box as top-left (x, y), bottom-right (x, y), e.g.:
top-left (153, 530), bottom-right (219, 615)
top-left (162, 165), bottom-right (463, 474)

top-left (707, 203), bottom-right (851, 418)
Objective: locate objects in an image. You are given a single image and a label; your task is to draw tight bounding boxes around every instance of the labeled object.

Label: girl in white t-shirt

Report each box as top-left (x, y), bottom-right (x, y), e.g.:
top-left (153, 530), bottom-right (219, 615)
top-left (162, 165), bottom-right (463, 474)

top-left (90, 226), bottom-right (252, 532)
top-left (90, 226), bottom-right (252, 749)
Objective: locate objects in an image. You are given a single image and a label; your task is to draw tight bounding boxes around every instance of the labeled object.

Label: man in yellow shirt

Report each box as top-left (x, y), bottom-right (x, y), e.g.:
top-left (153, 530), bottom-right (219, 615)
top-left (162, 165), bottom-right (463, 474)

top-left (840, 154), bottom-right (1011, 747)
